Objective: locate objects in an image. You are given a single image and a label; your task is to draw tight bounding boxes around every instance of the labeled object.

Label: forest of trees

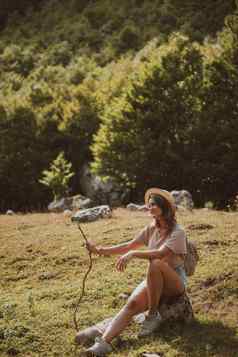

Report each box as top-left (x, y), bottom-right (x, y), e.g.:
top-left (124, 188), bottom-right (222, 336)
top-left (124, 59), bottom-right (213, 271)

top-left (0, 0), bottom-right (237, 211)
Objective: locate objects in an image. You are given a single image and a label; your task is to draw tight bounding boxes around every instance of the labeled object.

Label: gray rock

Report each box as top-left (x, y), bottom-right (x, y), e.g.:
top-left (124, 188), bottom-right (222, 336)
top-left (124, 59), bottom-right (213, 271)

top-left (158, 292), bottom-right (194, 322)
top-left (71, 205), bottom-right (112, 223)
top-left (126, 203), bottom-right (148, 211)
top-left (118, 293), bottom-right (130, 300)
top-left (48, 198), bottom-right (67, 212)
top-left (71, 195), bottom-right (92, 210)
top-left (133, 293), bottom-right (194, 324)
top-left (48, 194), bottom-right (92, 213)
top-left (140, 352), bottom-right (163, 357)
top-left (63, 209), bottom-right (72, 217)
top-left (80, 164), bottom-right (128, 207)
top-left (171, 190), bottom-right (194, 210)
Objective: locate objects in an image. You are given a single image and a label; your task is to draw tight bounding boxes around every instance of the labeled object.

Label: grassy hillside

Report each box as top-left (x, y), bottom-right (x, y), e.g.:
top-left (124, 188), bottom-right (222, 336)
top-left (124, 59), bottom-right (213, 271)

top-left (0, 209), bottom-right (237, 356)
top-left (0, 0), bottom-right (235, 99)
top-left (0, 1), bottom-right (235, 81)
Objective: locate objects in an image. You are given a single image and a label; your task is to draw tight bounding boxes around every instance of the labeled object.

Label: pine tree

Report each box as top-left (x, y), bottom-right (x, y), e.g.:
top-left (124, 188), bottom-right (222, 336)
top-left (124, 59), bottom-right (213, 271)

top-left (39, 151), bottom-right (74, 200)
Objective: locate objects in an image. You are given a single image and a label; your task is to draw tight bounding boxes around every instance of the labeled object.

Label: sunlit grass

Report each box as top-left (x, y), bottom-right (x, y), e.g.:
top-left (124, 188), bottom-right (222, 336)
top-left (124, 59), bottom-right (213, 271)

top-left (0, 208), bottom-right (237, 356)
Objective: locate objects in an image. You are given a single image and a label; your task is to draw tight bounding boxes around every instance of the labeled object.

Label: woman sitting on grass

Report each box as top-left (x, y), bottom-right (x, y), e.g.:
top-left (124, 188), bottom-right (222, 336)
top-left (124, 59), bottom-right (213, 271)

top-left (76, 188), bottom-right (187, 356)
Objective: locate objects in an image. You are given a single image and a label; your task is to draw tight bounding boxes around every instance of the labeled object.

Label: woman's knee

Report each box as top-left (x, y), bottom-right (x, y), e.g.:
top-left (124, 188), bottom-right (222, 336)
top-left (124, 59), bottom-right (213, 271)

top-left (125, 298), bottom-right (140, 314)
top-left (148, 259), bottom-right (163, 275)
top-left (125, 292), bottom-right (147, 315)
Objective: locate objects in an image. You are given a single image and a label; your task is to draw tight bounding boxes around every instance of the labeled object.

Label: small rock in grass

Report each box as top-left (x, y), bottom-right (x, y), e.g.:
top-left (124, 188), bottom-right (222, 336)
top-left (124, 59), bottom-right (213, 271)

top-left (118, 293), bottom-right (129, 300)
top-left (7, 347), bottom-right (20, 356)
top-left (63, 209), bottom-right (72, 217)
top-left (140, 353), bottom-right (163, 357)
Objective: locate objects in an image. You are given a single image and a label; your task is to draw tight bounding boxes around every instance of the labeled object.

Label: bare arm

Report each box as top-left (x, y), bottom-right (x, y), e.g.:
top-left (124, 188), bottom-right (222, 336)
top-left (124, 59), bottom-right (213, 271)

top-left (116, 245), bottom-right (173, 271)
top-left (86, 224), bottom-right (151, 257)
top-left (86, 237), bottom-right (144, 256)
top-left (99, 239), bottom-right (143, 256)
top-left (131, 246), bottom-right (172, 260)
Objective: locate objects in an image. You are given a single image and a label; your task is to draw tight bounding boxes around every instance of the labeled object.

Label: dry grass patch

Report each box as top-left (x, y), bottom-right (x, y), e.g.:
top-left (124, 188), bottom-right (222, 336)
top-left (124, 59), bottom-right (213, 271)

top-left (0, 208), bottom-right (237, 356)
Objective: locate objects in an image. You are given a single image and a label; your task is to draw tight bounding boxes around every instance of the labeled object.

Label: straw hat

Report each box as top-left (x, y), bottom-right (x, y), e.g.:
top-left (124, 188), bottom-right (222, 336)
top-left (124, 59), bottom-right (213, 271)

top-left (144, 187), bottom-right (176, 214)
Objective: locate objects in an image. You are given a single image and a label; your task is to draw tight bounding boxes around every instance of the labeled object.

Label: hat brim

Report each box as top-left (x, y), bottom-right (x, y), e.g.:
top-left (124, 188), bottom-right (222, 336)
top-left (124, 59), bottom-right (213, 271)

top-left (144, 188), bottom-right (176, 213)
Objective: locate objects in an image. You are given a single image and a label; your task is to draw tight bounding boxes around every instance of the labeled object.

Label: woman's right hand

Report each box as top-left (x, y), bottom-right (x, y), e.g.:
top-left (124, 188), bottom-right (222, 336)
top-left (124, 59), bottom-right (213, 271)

top-left (86, 240), bottom-right (100, 255)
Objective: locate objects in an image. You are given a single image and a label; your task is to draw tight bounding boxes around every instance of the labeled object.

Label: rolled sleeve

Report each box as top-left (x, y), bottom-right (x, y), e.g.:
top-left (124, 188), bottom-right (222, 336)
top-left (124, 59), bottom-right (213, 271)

top-left (164, 228), bottom-right (187, 254)
top-left (133, 223), bottom-right (155, 246)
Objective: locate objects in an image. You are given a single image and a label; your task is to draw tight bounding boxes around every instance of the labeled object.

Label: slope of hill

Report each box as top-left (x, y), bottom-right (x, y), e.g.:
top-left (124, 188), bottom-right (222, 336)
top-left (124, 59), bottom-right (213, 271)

top-left (0, 209), bottom-right (237, 356)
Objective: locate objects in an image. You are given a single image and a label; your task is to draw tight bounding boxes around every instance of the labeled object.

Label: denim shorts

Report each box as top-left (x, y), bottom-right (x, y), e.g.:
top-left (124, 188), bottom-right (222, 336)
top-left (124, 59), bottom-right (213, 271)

top-left (174, 265), bottom-right (187, 288)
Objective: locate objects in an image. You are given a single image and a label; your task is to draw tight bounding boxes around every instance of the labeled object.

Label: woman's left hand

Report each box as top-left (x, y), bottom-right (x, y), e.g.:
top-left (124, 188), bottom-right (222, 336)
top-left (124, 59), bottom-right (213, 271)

top-left (116, 252), bottom-right (134, 272)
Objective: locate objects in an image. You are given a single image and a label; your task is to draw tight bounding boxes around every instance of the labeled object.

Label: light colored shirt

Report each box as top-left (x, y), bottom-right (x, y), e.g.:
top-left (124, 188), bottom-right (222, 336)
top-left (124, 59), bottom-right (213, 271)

top-left (136, 221), bottom-right (187, 268)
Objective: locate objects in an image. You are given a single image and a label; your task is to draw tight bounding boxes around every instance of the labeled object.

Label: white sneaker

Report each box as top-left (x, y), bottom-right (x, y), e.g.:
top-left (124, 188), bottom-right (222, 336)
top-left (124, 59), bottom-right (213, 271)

top-left (75, 327), bottom-right (102, 346)
top-left (84, 336), bottom-right (112, 356)
top-left (138, 312), bottom-right (162, 337)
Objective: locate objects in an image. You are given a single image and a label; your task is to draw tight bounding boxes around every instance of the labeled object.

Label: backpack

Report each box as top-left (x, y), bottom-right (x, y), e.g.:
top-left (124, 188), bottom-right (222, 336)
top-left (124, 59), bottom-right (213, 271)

top-left (184, 237), bottom-right (199, 276)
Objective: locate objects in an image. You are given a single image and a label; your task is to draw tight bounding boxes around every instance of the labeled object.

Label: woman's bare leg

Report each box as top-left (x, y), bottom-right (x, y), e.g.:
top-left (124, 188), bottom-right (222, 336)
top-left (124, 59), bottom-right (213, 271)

top-left (102, 281), bottom-right (148, 343)
top-left (147, 263), bottom-right (164, 315)
top-left (100, 261), bottom-right (184, 343)
top-left (147, 259), bottom-right (184, 314)
top-left (136, 259), bottom-right (185, 337)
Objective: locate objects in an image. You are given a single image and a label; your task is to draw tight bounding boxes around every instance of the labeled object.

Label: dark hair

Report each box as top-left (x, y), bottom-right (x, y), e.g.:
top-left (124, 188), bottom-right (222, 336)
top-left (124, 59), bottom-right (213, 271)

top-left (150, 194), bottom-right (176, 234)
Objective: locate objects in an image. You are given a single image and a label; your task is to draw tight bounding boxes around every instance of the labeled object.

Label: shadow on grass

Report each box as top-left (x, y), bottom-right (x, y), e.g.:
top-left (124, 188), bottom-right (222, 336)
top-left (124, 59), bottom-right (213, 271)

top-left (161, 319), bottom-right (238, 357)
top-left (115, 319), bottom-right (238, 357)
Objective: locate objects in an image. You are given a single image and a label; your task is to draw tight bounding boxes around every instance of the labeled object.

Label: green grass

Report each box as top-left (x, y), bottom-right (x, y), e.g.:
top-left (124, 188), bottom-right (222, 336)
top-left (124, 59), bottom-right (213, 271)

top-left (0, 208), bottom-right (237, 356)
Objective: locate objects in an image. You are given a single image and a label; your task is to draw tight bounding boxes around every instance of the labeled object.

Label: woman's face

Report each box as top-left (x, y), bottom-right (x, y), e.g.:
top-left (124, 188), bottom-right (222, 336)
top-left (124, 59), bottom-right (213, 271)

top-left (148, 198), bottom-right (163, 218)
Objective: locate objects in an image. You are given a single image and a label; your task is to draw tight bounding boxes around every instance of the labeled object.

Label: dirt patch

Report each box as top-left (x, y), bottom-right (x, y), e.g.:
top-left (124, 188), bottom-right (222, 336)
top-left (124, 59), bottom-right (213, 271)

top-left (17, 223), bottom-right (35, 231)
top-left (7, 347), bottom-right (20, 356)
top-left (202, 239), bottom-right (235, 247)
top-left (4, 274), bottom-right (29, 282)
top-left (204, 239), bottom-right (219, 246)
top-left (38, 272), bottom-right (60, 280)
top-left (199, 271), bottom-right (234, 289)
top-left (187, 223), bottom-right (215, 230)
top-left (54, 255), bottom-right (84, 266)
top-left (9, 257), bottom-right (33, 265)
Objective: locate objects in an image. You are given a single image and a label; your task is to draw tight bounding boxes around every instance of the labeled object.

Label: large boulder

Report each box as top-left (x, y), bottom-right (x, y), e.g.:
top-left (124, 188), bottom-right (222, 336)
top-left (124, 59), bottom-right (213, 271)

top-left (171, 190), bottom-right (194, 210)
top-left (132, 292), bottom-right (194, 324)
top-left (80, 164), bottom-right (128, 207)
top-left (48, 194), bottom-right (92, 213)
top-left (71, 205), bottom-right (112, 223)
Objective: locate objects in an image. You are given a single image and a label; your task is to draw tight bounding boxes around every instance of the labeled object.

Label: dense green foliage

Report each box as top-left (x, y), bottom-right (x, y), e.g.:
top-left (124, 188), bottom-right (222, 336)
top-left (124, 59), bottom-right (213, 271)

top-left (92, 37), bottom-right (203, 192)
top-left (0, 0), bottom-right (237, 210)
top-left (0, 0), bottom-right (45, 28)
top-left (92, 33), bottom-right (238, 206)
top-left (0, 103), bottom-right (48, 211)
